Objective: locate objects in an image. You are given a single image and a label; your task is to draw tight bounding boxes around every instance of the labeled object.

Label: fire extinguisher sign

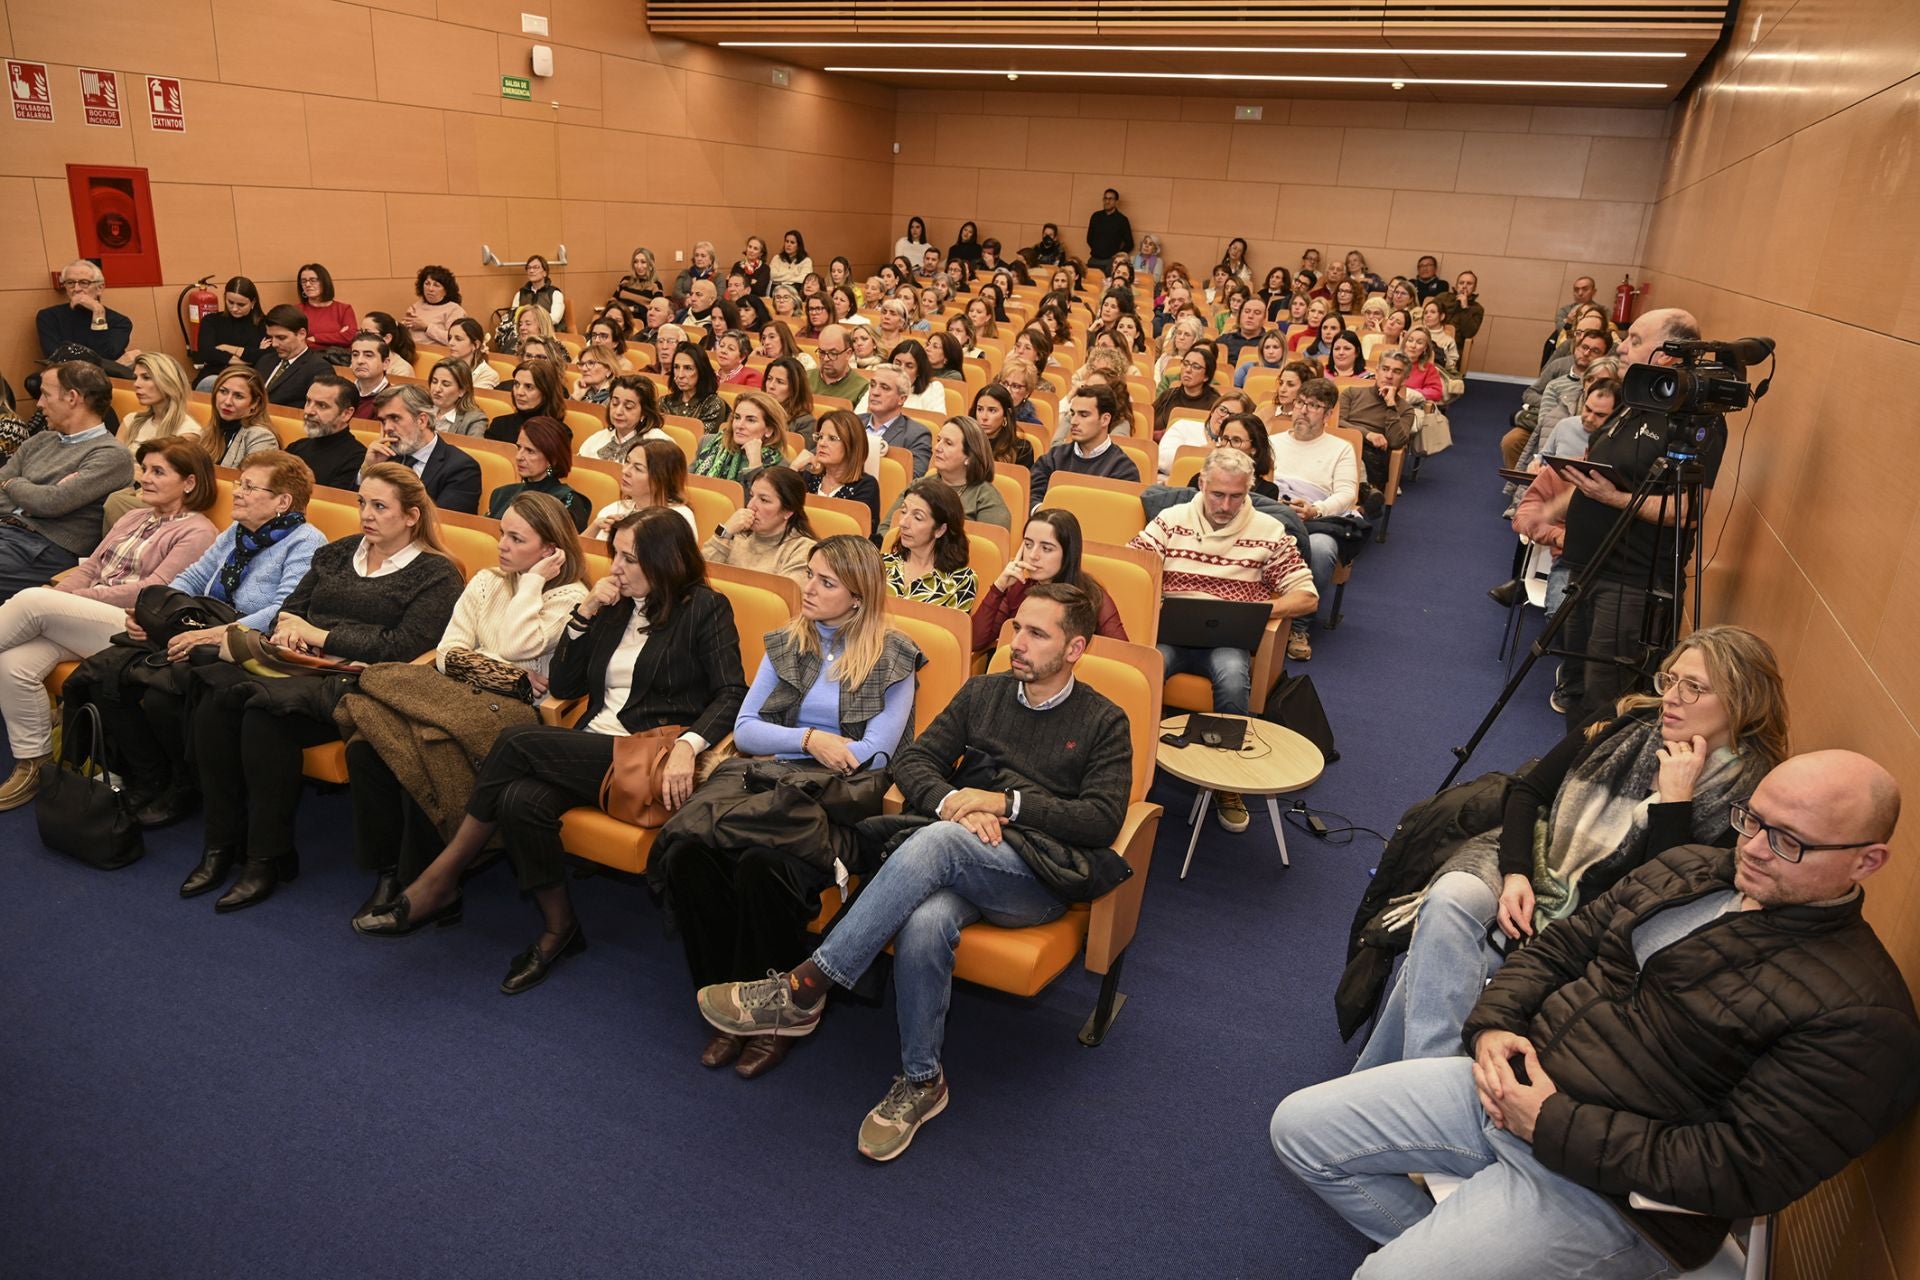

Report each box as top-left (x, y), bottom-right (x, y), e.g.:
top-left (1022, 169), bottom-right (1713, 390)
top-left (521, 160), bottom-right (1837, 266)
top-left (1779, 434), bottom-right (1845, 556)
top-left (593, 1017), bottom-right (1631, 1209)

top-left (7, 60), bottom-right (54, 123)
top-left (147, 76), bottom-right (185, 132)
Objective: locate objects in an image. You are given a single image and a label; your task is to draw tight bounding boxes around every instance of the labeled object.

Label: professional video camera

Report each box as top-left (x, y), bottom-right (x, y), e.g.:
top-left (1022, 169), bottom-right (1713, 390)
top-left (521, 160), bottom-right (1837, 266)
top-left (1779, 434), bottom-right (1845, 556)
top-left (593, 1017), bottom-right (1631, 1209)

top-left (1623, 336), bottom-right (1775, 417)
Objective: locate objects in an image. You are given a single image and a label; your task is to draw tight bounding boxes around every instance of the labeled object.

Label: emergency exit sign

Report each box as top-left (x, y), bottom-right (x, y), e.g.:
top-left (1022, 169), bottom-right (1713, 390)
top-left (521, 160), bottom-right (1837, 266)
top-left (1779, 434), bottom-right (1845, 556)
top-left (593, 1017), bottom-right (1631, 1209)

top-left (500, 75), bottom-right (532, 100)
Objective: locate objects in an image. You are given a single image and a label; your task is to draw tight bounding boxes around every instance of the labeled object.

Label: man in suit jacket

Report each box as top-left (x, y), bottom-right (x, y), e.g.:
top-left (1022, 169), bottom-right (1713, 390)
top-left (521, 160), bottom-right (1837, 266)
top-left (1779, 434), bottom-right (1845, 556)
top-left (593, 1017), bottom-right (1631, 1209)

top-left (362, 384), bottom-right (481, 514)
top-left (253, 304), bottom-right (333, 409)
top-left (857, 366), bottom-right (931, 479)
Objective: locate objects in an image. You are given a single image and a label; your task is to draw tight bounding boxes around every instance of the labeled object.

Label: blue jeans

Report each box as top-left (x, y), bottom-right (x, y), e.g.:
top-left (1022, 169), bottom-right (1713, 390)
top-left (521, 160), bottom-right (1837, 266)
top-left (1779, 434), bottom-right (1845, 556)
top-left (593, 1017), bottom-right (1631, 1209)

top-left (1271, 1058), bottom-right (1677, 1278)
top-left (1297, 531), bottom-right (1338, 635)
top-left (1353, 872), bottom-right (1503, 1072)
top-left (812, 821), bottom-right (1065, 1082)
top-left (1157, 644), bottom-right (1252, 715)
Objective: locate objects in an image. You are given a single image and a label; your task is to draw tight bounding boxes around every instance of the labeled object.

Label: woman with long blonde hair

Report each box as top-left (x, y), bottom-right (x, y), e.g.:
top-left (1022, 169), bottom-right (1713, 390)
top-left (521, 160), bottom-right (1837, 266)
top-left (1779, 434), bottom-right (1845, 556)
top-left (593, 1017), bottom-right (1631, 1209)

top-left (121, 353), bottom-right (202, 444)
top-left (691, 389), bottom-right (790, 482)
top-left (653, 532), bottom-right (925, 1077)
top-left (1353, 624), bottom-right (1790, 1072)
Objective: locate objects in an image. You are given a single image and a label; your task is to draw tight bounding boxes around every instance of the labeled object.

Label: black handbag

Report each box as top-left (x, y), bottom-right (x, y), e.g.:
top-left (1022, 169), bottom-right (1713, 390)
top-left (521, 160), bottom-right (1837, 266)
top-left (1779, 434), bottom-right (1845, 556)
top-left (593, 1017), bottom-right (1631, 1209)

top-left (35, 703), bottom-right (145, 869)
top-left (1264, 672), bottom-right (1339, 763)
top-left (133, 584), bottom-right (239, 646)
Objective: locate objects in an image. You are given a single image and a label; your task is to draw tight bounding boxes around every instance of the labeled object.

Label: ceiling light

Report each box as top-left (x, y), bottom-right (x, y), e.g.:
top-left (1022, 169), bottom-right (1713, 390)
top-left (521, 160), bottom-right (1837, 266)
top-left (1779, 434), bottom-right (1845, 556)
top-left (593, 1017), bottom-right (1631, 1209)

top-left (822, 67), bottom-right (1668, 90)
top-left (724, 41), bottom-right (1689, 59)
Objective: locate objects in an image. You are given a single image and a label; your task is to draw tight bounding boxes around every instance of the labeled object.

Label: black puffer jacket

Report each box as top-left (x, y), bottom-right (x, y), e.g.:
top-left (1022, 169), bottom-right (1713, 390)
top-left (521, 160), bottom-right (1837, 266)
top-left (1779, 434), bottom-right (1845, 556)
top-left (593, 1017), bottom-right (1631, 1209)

top-left (1462, 844), bottom-right (1920, 1269)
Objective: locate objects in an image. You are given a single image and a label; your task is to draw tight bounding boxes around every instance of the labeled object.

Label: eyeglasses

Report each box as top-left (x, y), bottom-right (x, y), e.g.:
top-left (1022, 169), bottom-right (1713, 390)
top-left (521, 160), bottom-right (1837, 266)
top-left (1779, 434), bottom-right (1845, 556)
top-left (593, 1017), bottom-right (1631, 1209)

top-left (60, 278), bottom-right (97, 289)
top-left (580, 359), bottom-right (607, 369)
top-left (1652, 671), bottom-right (1713, 703)
top-left (1730, 800), bottom-right (1878, 864)
top-left (817, 347), bottom-right (848, 359)
top-left (234, 480), bottom-right (279, 495)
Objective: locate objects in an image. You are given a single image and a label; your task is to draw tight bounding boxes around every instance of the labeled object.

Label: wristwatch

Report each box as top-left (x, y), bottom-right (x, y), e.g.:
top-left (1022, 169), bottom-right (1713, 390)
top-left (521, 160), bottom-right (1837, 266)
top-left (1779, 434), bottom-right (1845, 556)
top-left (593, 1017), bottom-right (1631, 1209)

top-left (713, 524), bottom-right (731, 540)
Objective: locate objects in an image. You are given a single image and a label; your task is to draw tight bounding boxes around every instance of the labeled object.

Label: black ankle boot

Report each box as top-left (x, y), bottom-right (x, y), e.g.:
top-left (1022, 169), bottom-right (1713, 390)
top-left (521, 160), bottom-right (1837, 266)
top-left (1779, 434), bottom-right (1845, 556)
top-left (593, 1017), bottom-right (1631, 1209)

top-left (1487, 579), bottom-right (1522, 607)
top-left (180, 845), bottom-right (239, 898)
top-left (357, 870), bottom-right (400, 917)
top-left (214, 853), bottom-right (297, 914)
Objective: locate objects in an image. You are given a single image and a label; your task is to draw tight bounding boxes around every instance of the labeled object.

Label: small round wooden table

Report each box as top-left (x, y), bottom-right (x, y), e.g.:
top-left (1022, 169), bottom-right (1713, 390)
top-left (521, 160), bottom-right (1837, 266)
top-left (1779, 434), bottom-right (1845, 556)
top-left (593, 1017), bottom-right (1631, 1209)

top-left (1156, 714), bottom-right (1326, 878)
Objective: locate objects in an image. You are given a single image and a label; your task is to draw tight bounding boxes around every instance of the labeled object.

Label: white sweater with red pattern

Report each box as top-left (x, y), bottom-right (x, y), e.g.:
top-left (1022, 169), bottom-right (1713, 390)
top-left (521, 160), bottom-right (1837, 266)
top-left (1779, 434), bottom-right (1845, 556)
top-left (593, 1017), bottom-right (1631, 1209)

top-left (1129, 494), bottom-right (1314, 605)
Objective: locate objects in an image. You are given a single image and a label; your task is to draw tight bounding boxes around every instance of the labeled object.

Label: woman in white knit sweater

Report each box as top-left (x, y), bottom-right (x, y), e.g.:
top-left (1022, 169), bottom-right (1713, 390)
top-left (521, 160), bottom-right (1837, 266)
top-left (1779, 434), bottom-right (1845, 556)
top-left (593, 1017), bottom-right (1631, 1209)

top-left (337, 491), bottom-right (590, 916)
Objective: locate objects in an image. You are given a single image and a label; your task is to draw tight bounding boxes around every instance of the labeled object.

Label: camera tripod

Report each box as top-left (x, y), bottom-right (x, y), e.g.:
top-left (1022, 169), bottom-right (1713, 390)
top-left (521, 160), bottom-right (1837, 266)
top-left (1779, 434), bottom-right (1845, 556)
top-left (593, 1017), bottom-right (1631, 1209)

top-left (1440, 415), bottom-right (1717, 789)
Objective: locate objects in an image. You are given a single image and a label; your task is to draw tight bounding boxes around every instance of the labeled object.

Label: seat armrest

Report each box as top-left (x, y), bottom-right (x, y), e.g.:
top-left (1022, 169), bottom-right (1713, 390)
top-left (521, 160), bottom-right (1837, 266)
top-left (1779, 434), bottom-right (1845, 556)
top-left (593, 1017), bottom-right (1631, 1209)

top-left (1250, 617), bottom-right (1287, 715)
top-left (410, 649), bottom-right (438, 667)
top-left (1085, 800), bottom-right (1163, 973)
top-left (539, 695), bottom-right (587, 728)
top-left (882, 783), bottom-right (905, 816)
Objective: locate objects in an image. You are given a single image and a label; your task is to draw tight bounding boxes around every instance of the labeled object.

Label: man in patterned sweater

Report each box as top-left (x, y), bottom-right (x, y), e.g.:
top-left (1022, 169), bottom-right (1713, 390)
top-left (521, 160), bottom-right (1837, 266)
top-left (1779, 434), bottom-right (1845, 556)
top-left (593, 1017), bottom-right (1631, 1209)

top-left (1130, 446), bottom-right (1316, 832)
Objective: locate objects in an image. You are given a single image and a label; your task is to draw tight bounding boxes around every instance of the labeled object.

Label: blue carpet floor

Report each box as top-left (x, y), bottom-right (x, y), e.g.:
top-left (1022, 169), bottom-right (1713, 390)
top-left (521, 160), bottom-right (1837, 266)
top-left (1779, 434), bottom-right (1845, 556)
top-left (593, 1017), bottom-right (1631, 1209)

top-left (0, 381), bottom-right (1566, 1279)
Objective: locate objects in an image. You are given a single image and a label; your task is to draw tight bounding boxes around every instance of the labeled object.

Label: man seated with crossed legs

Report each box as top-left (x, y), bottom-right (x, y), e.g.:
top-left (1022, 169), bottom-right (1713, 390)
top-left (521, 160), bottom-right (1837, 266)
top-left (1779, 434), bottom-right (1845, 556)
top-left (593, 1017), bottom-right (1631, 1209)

top-left (695, 585), bottom-right (1133, 1163)
top-left (1272, 750), bottom-right (1920, 1279)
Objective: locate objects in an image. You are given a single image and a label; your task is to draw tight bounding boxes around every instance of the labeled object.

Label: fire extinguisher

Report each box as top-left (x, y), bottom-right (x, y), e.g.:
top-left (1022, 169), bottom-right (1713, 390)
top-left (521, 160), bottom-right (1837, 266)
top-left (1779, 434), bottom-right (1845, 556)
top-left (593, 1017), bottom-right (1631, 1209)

top-left (178, 275), bottom-right (219, 348)
top-left (1612, 274), bottom-right (1640, 327)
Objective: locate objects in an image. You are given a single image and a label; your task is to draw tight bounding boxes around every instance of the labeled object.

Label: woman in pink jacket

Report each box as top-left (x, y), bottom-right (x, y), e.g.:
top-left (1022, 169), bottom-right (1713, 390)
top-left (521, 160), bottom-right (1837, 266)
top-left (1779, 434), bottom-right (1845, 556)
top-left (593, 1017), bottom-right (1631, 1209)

top-left (0, 438), bottom-right (218, 810)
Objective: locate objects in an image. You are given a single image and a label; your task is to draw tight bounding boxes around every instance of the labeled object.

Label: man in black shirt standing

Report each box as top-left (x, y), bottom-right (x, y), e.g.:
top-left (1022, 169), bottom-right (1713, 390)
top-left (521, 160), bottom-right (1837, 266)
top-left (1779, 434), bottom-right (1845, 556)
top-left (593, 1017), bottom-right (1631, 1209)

top-left (1086, 188), bottom-right (1134, 269)
top-left (1557, 308), bottom-right (1723, 727)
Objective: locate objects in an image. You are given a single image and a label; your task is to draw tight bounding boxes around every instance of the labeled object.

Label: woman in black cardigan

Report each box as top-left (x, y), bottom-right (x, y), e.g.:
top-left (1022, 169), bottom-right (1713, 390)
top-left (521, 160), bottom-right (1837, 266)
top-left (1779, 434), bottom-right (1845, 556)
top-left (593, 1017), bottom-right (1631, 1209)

top-left (184, 463), bottom-right (465, 913)
top-left (355, 508), bottom-right (748, 995)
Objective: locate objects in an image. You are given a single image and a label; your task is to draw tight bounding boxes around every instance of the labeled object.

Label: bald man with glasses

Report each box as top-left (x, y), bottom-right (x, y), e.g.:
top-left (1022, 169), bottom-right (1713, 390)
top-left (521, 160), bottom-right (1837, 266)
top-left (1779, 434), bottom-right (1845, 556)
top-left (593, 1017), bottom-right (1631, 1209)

top-left (1274, 749), bottom-right (1920, 1280)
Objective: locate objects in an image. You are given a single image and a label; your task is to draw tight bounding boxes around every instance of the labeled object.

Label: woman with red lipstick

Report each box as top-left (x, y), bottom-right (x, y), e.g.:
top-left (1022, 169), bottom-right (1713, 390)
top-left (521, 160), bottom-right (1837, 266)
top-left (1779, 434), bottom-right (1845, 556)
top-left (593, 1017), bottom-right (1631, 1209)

top-left (1352, 625), bottom-right (1790, 1071)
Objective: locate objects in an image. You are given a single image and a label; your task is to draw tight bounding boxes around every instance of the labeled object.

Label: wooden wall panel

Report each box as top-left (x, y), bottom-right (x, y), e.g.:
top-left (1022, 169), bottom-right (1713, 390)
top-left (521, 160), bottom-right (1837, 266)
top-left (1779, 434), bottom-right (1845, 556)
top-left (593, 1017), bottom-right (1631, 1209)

top-left (1647, 8), bottom-right (1920, 1275)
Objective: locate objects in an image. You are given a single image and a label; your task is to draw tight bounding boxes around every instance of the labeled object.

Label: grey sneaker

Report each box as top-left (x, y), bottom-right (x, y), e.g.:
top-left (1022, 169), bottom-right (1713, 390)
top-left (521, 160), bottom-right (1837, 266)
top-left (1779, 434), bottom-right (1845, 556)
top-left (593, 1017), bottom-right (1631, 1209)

top-left (857, 1074), bottom-right (949, 1163)
top-left (1216, 791), bottom-right (1251, 834)
top-left (697, 970), bottom-right (824, 1039)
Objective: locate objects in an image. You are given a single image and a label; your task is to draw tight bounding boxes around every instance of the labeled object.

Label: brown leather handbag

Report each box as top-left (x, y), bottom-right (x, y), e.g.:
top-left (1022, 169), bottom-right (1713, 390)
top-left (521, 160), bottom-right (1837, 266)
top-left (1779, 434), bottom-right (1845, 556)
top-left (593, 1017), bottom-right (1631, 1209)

top-left (599, 723), bottom-right (689, 828)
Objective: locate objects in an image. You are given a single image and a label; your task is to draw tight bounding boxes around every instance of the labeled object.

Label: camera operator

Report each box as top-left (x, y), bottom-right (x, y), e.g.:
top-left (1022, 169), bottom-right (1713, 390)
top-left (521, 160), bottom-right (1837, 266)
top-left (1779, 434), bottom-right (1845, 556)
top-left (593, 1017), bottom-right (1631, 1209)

top-left (1556, 308), bottom-right (1726, 727)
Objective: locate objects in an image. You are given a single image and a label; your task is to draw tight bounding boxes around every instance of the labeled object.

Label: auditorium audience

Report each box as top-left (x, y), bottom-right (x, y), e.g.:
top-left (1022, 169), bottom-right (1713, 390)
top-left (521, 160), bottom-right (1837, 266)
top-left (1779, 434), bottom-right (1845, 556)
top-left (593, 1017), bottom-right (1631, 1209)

top-left (1274, 744), bottom-right (1917, 1278)
top-left (588, 436), bottom-right (696, 539)
top-left (39, 260), bottom-right (133, 363)
top-left (338, 490), bottom-right (588, 916)
top-left (1353, 624), bottom-right (1788, 1071)
top-left (205, 366), bottom-right (281, 469)
top-left (253, 305), bottom-right (332, 408)
top-left (487, 415), bottom-right (592, 532)
top-left (0, 438), bottom-right (217, 811)
top-left (1130, 447), bottom-right (1315, 833)
top-left (193, 277), bottom-right (268, 383)
top-left (703, 466), bottom-right (817, 585)
top-left (186, 462), bottom-right (465, 912)
top-left (882, 479), bottom-right (975, 610)
top-left (508, 256), bottom-right (565, 328)
top-left (85, 451), bottom-right (326, 827)
top-left (403, 265), bottom-right (468, 347)
top-left (1337, 349), bottom-right (1415, 488)
top-left (1033, 384), bottom-right (1140, 505)
top-left (971, 509), bottom-right (1125, 651)
top-left (695, 583), bottom-right (1129, 1160)
top-left (655, 534), bottom-right (923, 1078)
top-left (488, 360), bottom-right (569, 444)
top-left (579, 374), bottom-right (666, 461)
top-left (793, 409), bottom-right (880, 531)
top-left (426, 357), bottom-right (488, 437)
top-left (880, 416), bottom-right (1009, 539)
top-left (290, 376), bottom-right (368, 491)
top-left (363, 385), bottom-right (482, 514)
top-left (294, 263), bottom-right (356, 352)
top-left (692, 389), bottom-right (789, 482)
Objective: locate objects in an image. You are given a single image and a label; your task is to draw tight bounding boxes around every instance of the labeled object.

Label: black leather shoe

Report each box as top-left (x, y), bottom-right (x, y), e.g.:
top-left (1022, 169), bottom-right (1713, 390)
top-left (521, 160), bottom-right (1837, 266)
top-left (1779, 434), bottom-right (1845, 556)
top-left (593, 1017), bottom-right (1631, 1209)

top-left (213, 854), bottom-right (297, 914)
top-left (353, 890), bottom-right (463, 938)
top-left (180, 846), bottom-right (239, 898)
top-left (499, 926), bottom-right (587, 995)
top-left (138, 788), bottom-right (201, 830)
top-left (357, 871), bottom-right (401, 918)
top-left (1487, 579), bottom-right (1523, 607)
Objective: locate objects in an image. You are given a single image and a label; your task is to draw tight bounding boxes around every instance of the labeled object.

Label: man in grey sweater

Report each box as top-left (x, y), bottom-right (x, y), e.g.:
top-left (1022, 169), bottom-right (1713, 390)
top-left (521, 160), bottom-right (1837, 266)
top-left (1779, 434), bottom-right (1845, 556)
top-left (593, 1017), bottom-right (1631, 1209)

top-left (0, 361), bottom-right (132, 603)
top-left (696, 583), bottom-right (1134, 1162)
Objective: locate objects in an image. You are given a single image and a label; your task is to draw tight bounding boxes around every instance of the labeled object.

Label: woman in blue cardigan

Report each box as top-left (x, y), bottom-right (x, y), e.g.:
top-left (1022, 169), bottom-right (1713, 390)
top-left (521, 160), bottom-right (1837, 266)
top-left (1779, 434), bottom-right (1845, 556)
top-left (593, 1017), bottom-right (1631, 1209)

top-left (88, 450), bottom-right (328, 827)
